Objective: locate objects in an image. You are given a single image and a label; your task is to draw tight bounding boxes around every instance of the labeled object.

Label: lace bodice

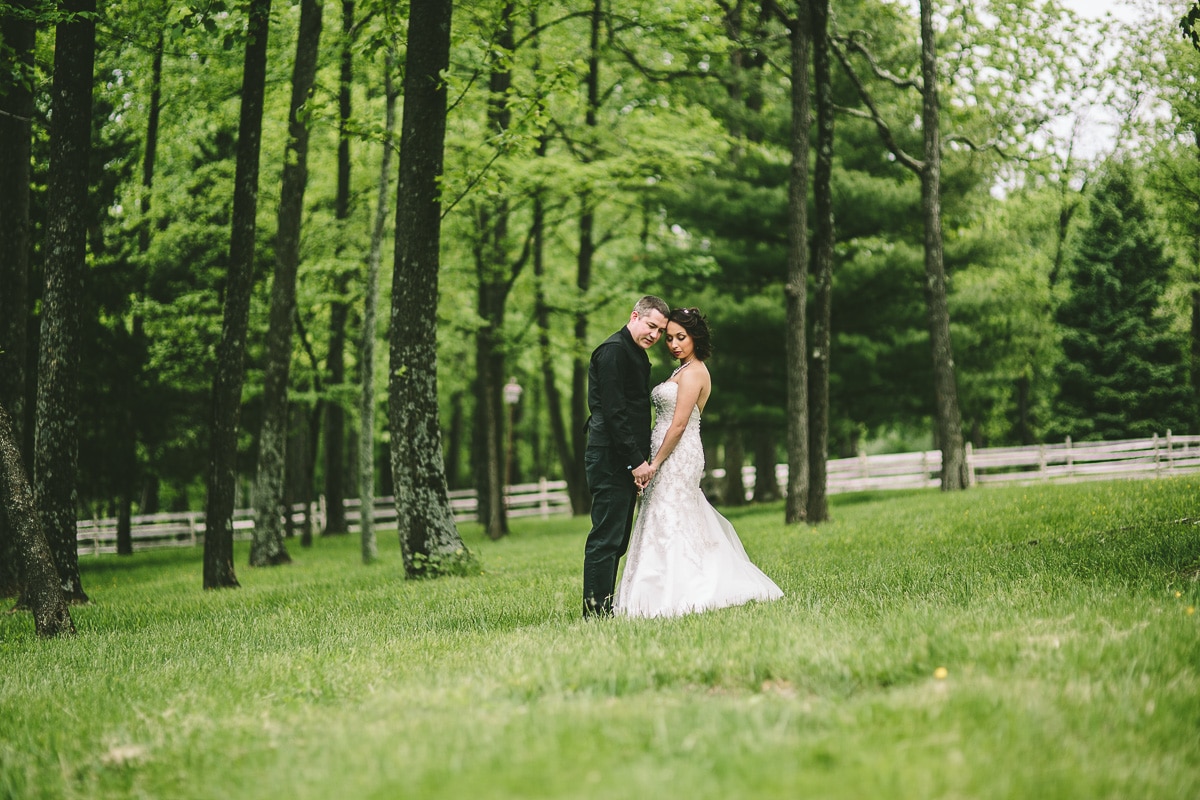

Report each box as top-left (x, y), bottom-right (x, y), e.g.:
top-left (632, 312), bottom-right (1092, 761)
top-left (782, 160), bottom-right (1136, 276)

top-left (644, 380), bottom-right (705, 508)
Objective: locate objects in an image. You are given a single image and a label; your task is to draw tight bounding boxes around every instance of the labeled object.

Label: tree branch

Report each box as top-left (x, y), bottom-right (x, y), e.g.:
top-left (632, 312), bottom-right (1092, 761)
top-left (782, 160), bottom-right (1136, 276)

top-left (837, 33), bottom-right (921, 90)
top-left (830, 39), bottom-right (922, 174)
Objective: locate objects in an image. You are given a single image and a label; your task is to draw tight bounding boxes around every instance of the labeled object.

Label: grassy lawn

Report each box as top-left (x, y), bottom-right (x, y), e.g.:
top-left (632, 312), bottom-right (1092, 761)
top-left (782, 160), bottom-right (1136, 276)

top-left (2, 477), bottom-right (1198, 799)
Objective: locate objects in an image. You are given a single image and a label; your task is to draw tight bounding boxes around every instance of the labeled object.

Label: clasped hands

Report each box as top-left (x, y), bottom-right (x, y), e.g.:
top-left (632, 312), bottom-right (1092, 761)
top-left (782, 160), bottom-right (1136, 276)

top-left (632, 461), bottom-right (657, 495)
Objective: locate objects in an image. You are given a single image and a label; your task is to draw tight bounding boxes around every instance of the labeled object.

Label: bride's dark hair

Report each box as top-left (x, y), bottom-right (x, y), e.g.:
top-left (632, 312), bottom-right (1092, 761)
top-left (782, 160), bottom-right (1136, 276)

top-left (668, 307), bottom-right (713, 361)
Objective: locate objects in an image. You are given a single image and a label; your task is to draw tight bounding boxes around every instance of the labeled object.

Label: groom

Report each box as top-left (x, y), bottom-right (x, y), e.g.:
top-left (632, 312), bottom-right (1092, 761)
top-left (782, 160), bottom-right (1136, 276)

top-left (581, 295), bottom-right (670, 618)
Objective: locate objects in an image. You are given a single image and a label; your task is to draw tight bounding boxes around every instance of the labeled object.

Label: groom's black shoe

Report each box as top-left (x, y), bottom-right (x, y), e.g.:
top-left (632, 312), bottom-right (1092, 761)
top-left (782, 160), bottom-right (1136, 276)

top-left (583, 595), bottom-right (614, 619)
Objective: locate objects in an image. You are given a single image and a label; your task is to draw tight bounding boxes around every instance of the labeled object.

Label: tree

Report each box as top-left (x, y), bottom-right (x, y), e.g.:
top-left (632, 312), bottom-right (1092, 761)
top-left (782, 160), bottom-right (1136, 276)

top-left (358, 43), bottom-right (397, 564)
top-left (470, 1), bottom-right (522, 541)
top-left (834, 0), bottom-right (968, 490)
top-left (1054, 164), bottom-right (1193, 440)
top-left (782, 0), bottom-right (811, 522)
top-left (806, 0), bottom-right (835, 522)
top-left (1184, 2), bottom-right (1200, 51)
top-left (323, 0), bottom-right (357, 539)
top-left (0, 0), bottom-right (36, 597)
top-left (204, 0), bottom-right (273, 589)
top-left (1129, 2), bottom-right (1200, 414)
top-left (249, 0), bottom-right (323, 568)
top-left (0, 402), bottom-right (75, 638)
top-left (389, 0), bottom-right (474, 578)
top-left (36, 0), bottom-right (96, 603)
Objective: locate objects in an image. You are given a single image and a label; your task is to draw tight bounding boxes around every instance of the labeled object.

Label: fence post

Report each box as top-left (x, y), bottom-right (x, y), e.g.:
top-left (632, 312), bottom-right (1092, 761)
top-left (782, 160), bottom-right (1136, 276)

top-left (1153, 432), bottom-right (1161, 475)
top-left (965, 441), bottom-right (976, 487)
top-left (1166, 429), bottom-right (1174, 472)
top-left (539, 476), bottom-right (550, 518)
top-left (1065, 436), bottom-right (1073, 476)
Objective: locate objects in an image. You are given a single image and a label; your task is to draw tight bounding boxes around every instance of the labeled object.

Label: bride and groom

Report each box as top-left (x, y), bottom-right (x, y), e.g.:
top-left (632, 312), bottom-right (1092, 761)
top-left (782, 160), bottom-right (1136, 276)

top-left (581, 295), bottom-right (784, 619)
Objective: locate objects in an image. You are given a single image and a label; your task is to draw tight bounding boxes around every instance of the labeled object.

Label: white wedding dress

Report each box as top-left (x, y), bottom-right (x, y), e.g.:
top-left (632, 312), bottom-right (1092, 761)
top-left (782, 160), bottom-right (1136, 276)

top-left (615, 380), bottom-right (784, 618)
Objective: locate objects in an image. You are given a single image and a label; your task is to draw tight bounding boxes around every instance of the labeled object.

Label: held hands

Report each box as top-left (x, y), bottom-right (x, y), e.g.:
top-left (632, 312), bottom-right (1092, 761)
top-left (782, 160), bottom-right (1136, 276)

top-left (632, 461), bottom-right (657, 494)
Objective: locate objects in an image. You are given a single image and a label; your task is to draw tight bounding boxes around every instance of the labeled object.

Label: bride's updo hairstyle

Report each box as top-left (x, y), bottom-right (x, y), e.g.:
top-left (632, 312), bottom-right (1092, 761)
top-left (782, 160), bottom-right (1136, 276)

top-left (669, 307), bottom-right (713, 361)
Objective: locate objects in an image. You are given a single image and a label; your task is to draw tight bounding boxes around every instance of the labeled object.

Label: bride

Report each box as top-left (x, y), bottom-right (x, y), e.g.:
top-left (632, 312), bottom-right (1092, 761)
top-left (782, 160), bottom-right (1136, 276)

top-left (615, 307), bottom-right (784, 618)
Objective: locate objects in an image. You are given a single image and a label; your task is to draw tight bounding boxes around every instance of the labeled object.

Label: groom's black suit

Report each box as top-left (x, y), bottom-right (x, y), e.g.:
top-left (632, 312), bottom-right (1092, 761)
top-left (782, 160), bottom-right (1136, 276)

top-left (582, 326), bottom-right (652, 617)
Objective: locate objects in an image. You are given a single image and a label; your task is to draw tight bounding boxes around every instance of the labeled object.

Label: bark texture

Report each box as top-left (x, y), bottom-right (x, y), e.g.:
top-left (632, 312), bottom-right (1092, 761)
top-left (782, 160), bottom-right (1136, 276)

top-left (0, 403), bottom-right (75, 637)
top-left (323, 0), bottom-right (356, 538)
top-left (36, 0), bottom-right (96, 603)
top-left (784, 4), bottom-right (811, 524)
top-left (807, 0), bottom-right (834, 523)
top-left (472, 2), bottom-right (520, 540)
top-left (250, 0), bottom-right (323, 567)
top-left (918, 0), bottom-right (968, 490)
top-left (722, 427), bottom-right (747, 507)
top-left (204, 0), bottom-right (273, 589)
top-left (0, 3), bottom-right (36, 597)
top-left (359, 48), bottom-right (397, 563)
top-left (389, 0), bottom-right (471, 577)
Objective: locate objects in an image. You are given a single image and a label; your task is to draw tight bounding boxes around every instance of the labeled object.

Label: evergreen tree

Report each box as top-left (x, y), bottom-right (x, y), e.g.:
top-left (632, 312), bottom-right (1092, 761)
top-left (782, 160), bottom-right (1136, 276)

top-left (1054, 164), bottom-right (1193, 441)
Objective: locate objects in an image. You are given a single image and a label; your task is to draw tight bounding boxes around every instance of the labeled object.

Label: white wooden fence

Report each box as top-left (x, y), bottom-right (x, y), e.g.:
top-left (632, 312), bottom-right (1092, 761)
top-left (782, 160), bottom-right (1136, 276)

top-left (74, 479), bottom-right (573, 556)
top-left (76, 433), bottom-right (1200, 554)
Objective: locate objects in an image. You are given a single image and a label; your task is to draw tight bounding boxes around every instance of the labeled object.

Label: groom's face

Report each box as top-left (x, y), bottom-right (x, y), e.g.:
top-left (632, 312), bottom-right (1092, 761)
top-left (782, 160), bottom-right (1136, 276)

top-left (628, 309), bottom-right (668, 350)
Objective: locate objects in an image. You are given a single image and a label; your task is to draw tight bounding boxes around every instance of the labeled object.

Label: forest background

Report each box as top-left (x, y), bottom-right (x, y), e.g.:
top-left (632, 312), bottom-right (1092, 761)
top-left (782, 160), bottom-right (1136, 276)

top-left (2, 0), bottom-right (1200, 608)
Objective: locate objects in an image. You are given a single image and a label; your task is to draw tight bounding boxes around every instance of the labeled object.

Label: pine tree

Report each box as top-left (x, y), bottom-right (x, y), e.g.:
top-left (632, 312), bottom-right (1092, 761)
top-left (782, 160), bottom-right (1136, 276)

top-left (1054, 164), bottom-right (1193, 441)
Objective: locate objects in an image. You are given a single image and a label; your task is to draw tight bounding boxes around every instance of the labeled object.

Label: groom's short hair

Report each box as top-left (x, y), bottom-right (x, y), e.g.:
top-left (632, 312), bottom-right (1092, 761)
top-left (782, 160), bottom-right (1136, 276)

top-left (633, 295), bottom-right (669, 319)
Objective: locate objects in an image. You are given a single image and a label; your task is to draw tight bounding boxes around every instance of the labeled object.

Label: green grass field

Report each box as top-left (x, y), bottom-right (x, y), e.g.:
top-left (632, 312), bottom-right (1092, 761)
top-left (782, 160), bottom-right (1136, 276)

top-left (2, 478), bottom-right (1198, 799)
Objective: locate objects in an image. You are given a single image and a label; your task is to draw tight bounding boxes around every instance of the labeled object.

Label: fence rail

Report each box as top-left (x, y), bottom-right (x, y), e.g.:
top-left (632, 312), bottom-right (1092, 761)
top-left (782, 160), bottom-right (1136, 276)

top-left (76, 433), bottom-right (1200, 554)
top-left (75, 479), bottom-right (573, 555)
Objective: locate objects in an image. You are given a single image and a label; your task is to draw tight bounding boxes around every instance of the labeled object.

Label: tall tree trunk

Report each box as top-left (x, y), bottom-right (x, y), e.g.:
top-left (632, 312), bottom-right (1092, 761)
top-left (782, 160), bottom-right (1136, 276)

top-left (567, 0), bottom-right (606, 519)
top-left (324, 310), bottom-right (349, 534)
top-left (0, 403), bottom-right (75, 637)
top-left (389, 0), bottom-right (471, 577)
top-left (0, 2), bottom-right (36, 598)
top-left (444, 389), bottom-right (465, 489)
top-left (249, 0), bottom-right (322, 567)
top-left (138, 29), bottom-right (164, 253)
top-left (472, 286), bottom-right (508, 539)
top-left (806, 0), bottom-right (834, 523)
top-left (116, 30), bottom-right (166, 558)
top-left (918, 0), bottom-right (967, 491)
top-left (783, 3), bottom-right (811, 524)
top-left (359, 47), bottom-right (397, 563)
top-left (285, 403), bottom-right (312, 545)
top-left (1191, 135), bottom-right (1200, 408)
top-left (722, 427), bottom-right (747, 507)
top-left (1192, 288), bottom-right (1200, 407)
top-left (751, 430), bottom-right (781, 503)
top-left (204, 0), bottom-right (273, 590)
top-left (323, 0), bottom-right (356, 537)
top-left (532, 164), bottom-right (578, 508)
top-left (36, 0), bottom-right (95, 603)
top-left (472, 2), bottom-right (518, 540)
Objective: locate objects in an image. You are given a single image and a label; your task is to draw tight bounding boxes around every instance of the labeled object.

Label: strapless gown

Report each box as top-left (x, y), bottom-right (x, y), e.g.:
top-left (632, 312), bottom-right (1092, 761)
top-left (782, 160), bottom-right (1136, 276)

top-left (615, 381), bottom-right (783, 618)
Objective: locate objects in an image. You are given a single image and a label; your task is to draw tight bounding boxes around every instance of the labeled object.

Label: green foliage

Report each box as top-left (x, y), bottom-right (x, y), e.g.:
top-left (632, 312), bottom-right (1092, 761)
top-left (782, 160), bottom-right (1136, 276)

top-left (408, 544), bottom-right (482, 579)
top-left (1053, 163), bottom-right (1194, 440)
top-left (950, 187), bottom-right (1063, 445)
top-left (2, 478), bottom-right (1199, 797)
top-left (1183, 3), bottom-right (1200, 52)
top-left (20, 0), bottom-right (1200, 519)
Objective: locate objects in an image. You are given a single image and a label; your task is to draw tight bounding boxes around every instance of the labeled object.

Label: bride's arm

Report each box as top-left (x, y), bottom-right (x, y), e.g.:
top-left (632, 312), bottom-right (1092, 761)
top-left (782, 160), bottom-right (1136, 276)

top-left (651, 370), bottom-right (706, 469)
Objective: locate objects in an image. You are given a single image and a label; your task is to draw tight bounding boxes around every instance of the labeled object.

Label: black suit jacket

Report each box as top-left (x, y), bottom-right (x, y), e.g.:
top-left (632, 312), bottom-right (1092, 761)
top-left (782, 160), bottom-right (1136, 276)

top-left (586, 327), bottom-right (652, 470)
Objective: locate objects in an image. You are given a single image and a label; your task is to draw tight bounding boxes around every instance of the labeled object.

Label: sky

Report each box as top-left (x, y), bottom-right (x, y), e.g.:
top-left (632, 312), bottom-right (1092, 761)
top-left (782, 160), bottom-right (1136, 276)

top-left (897, 0), bottom-right (1165, 160)
top-left (1060, 0), bottom-right (1134, 21)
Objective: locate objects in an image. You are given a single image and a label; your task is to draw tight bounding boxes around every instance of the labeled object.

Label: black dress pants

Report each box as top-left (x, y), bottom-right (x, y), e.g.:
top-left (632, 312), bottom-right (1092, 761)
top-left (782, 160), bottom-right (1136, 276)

top-left (582, 446), bottom-right (637, 617)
